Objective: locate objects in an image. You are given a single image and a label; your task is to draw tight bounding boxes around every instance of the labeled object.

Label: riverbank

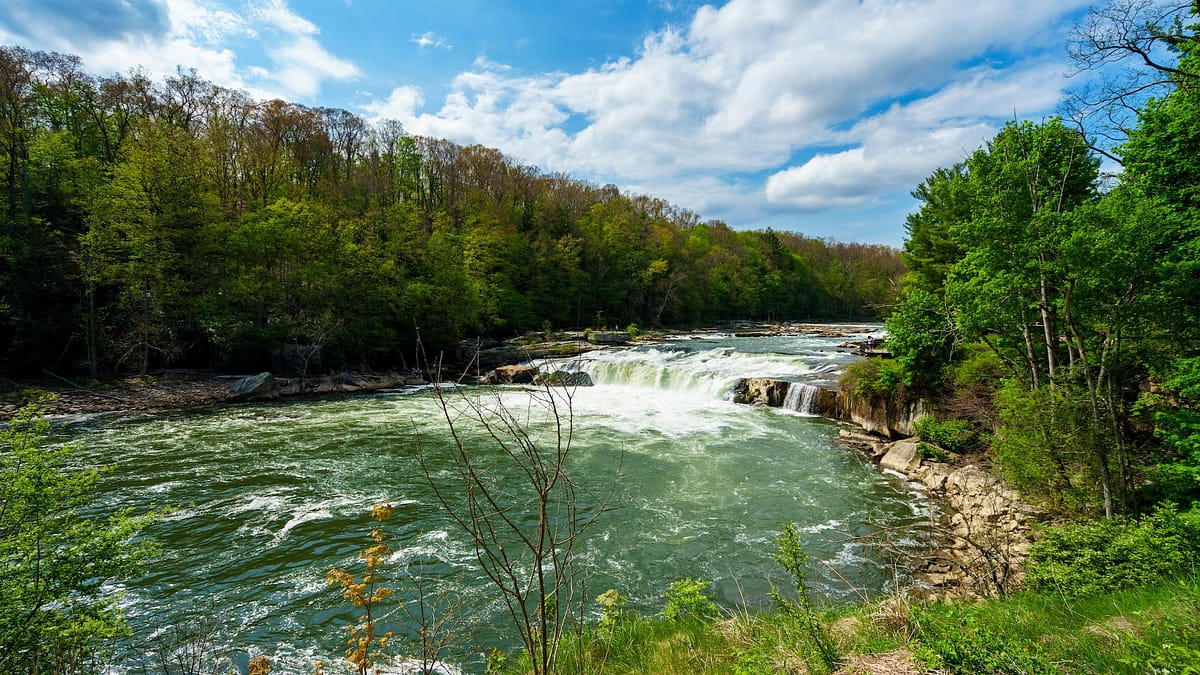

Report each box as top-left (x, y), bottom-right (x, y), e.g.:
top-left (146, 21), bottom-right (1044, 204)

top-left (836, 430), bottom-right (1042, 599)
top-left (0, 369), bottom-right (428, 420)
top-left (2, 322), bottom-right (879, 420)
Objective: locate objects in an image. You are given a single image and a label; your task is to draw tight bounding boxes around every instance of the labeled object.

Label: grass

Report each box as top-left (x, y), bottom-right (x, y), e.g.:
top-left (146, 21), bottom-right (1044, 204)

top-left (489, 575), bottom-right (1200, 674)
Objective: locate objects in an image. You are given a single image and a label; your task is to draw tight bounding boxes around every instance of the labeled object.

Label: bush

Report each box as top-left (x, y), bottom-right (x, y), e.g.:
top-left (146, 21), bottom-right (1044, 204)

top-left (1, 403), bottom-right (157, 673)
top-left (992, 381), bottom-right (1101, 514)
top-left (948, 344), bottom-right (1005, 389)
top-left (913, 415), bottom-right (977, 455)
top-left (1025, 504), bottom-right (1200, 597)
top-left (841, 358), bottom-right (909, 400)
top-left (662, 579), bottom-right (719, 623)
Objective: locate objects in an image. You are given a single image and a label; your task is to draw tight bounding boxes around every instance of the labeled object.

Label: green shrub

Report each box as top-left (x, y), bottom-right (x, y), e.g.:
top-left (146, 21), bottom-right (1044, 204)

top-left (992, 381), bottom-right (1101, 514)
top-left (913, 415), bottom-right (976, 455)
top-left (596, 589), bottom-right (627, 633)
top-left (914, 611), bottom-right (1059, 674)
top-left (948, 344), bottom-right (1005, 389)
top-left (663, 578), bottom-right (719, 623)
top-left (916, 441), bottom-right (949, 461)
top-left (841, 358), bottom-right (909, 400)
top-left (1025, 504), bottom-right (1200, 597)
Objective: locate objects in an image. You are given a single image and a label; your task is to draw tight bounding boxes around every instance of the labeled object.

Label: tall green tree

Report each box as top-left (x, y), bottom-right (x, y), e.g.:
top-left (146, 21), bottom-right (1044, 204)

top-left (901, 164), bottom-right (969, 294)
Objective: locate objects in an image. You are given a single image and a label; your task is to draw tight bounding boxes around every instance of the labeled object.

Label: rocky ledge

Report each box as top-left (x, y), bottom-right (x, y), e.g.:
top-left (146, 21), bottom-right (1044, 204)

top-left (734, 377), bottom-right (1042, 599)
top-left (839, 430), bottom-right (1043, 599)
top-left (732, 377), bottom-right (930, 438)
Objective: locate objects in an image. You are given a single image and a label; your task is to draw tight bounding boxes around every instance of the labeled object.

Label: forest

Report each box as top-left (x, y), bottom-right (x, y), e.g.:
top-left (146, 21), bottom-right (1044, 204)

top-left (3, 1), bottom-right (1200, 673)
top-left (0, 46), bottom-right (901, 379)
top-left (876, 0), bottom-right (1200, 520)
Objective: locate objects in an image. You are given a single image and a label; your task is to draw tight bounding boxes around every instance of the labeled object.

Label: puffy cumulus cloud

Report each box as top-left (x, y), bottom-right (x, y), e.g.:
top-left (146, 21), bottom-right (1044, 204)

top-left (0, 0), bottom-right (356, 102)
top-left (764, 61), bottom-right (1071, 210)
top-left (362, 85), bottom-right (426, 121)
top-left (365, 0), bottom-right (1090, 236)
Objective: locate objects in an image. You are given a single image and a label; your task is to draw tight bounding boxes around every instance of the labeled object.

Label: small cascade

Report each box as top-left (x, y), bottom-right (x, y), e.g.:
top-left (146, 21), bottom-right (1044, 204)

top-left (559, 342), bottom-right (830, 401)
top-left (783, 382), bottom-right (820, 415)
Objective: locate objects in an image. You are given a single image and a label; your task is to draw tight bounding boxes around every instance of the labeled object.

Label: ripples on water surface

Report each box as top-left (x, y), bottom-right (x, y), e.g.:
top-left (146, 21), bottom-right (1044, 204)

top-left (64, 330), bottom-right (935, 672)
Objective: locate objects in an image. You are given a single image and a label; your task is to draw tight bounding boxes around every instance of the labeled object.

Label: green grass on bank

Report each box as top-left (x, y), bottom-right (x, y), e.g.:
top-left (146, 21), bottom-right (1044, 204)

top-left (494, 575), bottom-right (1200, 674)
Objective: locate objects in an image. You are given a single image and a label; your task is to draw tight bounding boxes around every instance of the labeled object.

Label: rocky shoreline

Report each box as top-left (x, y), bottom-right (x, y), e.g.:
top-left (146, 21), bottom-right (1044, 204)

top-left (0, 369), bottom-right (427, 420)
top-left (836, 430), bottom-right (1042, 599)
top-left (2, 322), bottom-right (872, 420)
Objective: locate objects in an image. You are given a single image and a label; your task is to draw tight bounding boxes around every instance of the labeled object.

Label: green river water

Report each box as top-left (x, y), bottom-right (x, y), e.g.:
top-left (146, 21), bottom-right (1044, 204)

top-left (62, 330), bottom-right (936, 673)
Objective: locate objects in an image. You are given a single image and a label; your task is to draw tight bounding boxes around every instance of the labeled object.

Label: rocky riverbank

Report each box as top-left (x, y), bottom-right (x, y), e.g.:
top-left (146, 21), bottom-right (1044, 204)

top-left (837, 430), bottom-right (1043, 599)
top-left (732, 377), bottom-right (1042, 600)
top-left (0, 369), bottom-right (427, 420)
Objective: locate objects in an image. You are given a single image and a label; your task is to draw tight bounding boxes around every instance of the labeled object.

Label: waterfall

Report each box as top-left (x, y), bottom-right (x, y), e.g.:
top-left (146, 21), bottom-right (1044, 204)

top-left (783, 382), bottom-right (820, 415)
top-left (552, 336), bottom-right (849, 402)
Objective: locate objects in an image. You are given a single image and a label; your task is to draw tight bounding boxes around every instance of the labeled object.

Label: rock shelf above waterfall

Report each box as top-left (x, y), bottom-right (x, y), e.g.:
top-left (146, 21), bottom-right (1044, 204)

top-left (732, 376), bottom-right (930, 438)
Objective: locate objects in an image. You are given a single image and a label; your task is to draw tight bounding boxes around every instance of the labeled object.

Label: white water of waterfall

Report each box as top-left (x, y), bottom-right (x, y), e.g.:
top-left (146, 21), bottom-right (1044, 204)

top-left (783, 382), bottom-right (820, 415)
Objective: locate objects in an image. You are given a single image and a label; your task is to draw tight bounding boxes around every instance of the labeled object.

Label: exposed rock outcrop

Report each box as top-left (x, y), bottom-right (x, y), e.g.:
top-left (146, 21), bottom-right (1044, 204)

top-left (839, 428), bottom-right (1043, 599)
top-left (732, 377), bottom-right (924, 435)
top-left (484, 364), bottom-right (540, 385)
top-left (587, 331), bottom-right (630, 345)
top-left (228, 372), bottom-right (279, 401)
top-left (534, 370), bottom-right (594, 387)
top-left (457, 336), bottom-right (601, 372)
top-left (732, 378), bottom-right (790, 407)
top-left (835, 389), bottom-right (931, 439)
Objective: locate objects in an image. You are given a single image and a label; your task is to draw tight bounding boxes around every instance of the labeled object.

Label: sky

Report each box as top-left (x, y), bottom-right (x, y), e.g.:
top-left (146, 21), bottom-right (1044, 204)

top-left (0, 0), bottom-right (1098, 247)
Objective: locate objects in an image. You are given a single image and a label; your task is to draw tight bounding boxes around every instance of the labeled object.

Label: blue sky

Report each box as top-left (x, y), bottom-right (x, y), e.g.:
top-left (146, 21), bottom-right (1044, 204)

top-left (0, 0), bottom-right (1096, 246)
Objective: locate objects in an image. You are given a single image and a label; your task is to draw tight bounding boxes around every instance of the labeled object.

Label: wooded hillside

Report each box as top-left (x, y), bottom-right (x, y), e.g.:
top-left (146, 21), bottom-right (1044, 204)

top-left (0, 47), bottom-right (902, 377)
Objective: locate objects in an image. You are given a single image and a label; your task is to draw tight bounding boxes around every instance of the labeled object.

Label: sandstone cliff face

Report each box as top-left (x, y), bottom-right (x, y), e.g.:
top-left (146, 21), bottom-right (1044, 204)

top-left (835, 388), bottom-right (932, 439)
top-left (731, 377), bottom-right (928, 438)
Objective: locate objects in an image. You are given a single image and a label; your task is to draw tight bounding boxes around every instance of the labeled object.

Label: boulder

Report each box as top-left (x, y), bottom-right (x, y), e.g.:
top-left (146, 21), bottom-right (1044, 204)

top-left (228, 372), bottom-right (279, 401)
top-left (485, 364), bottom-right (540, 385)
top-left (880, 440), bottom-right (922, 474)
top-left (587, 331), bottom-right (629, 345)
top-left (731, 378), bottom-right (790, 407)
top-left (533, 370), bottom-right (594, 387)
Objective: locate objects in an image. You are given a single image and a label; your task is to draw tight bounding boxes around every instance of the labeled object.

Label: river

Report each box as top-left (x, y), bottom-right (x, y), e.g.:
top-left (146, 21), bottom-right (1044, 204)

top-left (63, 328), bottom-right (935, 672)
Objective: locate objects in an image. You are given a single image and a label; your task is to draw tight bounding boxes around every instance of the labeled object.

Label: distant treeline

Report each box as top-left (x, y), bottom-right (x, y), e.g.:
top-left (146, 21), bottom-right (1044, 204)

top-left (0, 46), bottom-right (901, 377)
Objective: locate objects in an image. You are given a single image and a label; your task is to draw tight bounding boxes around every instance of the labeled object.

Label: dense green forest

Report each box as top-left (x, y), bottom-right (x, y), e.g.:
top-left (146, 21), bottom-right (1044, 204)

top-left (0, 46), bottom-right (901, 378)
top-left (876, 1), bottom-right (1200, 519)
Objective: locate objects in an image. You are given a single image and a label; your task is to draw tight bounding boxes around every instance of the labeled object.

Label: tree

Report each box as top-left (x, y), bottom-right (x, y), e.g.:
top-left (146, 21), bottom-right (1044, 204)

top-left (1, 403), bottom-right (155, 673)
top-left (948, 118), bottom-right (1101, 389)
top-left (1063, 0), bottom-right (1199, 159)
top-left (901, 164), bottom-right (970, 294)
top-left (417, 379), bottom-right (614, 675)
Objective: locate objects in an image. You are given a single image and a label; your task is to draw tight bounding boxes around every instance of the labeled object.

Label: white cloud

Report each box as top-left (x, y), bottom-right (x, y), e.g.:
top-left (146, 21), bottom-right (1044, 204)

top-left (362, 86), bottom-right (426, 121)
top-left (367, 0), bottom-right (1089, 230)
top-left (1, 0), bottom-right (357, 102)
top-left (764, 61), bottom-right (1072, 210)
top-left (411, 31), bottom-right (452, 50)
top-left (247, 0), bottom-right (360, 99)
